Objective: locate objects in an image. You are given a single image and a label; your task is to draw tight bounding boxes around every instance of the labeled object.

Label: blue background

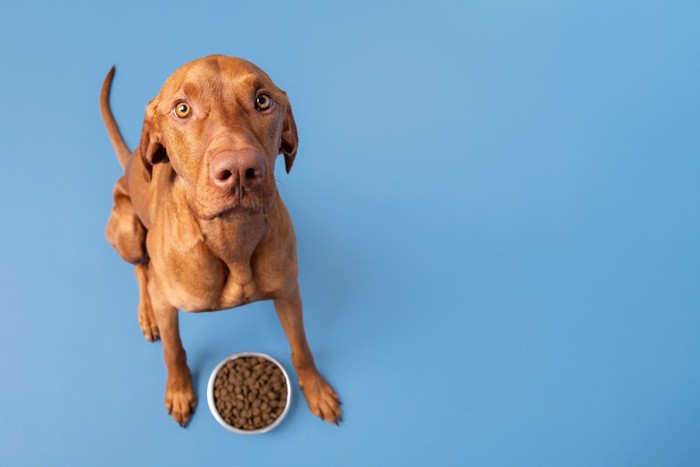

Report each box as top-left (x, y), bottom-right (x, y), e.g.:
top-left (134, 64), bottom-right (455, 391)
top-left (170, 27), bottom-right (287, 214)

top-left (1, 1), bottom-right (699, 465)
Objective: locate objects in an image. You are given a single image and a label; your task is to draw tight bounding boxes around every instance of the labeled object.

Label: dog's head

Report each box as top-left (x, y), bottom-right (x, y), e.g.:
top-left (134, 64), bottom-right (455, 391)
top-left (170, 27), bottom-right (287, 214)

top-left (139, 55), bottom-right (298, 220)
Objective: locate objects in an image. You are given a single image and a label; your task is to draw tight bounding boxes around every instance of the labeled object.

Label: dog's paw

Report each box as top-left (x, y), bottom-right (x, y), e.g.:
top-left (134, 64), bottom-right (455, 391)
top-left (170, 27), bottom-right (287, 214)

top-left (299, 372), bottom-right (342, 425)
top-left (164, 376), bottom-right (197, 427)
top-left (137, 303), bottom-right (160, 342)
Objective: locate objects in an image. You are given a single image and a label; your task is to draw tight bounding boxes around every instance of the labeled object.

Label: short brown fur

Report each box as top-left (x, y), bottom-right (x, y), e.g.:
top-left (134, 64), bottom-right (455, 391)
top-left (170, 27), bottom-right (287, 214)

top-left (102, 55), bottom-right (341, 427)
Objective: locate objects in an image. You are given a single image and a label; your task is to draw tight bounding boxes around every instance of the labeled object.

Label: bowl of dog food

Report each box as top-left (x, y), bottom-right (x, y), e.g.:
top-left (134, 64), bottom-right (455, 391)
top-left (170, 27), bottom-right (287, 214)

top-left (207, 352), bottom-right (291, 434)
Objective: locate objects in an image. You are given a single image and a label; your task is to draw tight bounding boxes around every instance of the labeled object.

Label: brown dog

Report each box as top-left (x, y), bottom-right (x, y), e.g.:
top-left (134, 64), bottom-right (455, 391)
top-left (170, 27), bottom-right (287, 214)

top-left (101, 55), bottom-right (341, 427)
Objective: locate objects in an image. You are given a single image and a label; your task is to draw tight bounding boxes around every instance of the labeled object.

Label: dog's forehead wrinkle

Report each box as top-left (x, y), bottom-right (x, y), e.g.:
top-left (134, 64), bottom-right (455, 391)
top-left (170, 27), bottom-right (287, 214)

top-left (222, 73), bottom-right (263, 94)
top-left (179, 80), bottom-right (224, 104)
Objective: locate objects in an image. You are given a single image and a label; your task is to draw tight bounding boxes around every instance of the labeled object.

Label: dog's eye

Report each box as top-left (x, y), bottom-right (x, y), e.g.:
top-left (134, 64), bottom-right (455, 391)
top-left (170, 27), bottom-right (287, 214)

top-left (255, 94), bottom-right (272, 111)
top-left (175, 103), bottom-right (191, 118)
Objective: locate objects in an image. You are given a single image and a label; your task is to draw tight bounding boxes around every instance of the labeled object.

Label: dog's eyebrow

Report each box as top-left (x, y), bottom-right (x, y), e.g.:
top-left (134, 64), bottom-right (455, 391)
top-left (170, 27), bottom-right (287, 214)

top-left (181, 74), bottom-right (236, 102)
top-left (222, 72), bottom-right (262, 90)
top-left (182, 81), bottom-right (210, 98)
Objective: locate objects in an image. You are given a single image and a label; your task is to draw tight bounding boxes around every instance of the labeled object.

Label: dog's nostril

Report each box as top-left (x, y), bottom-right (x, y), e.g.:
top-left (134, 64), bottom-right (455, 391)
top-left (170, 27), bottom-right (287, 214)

top-left (245, 168), bottom-right (257, 180)
top-left (220, 170), bottom-right (232, 181)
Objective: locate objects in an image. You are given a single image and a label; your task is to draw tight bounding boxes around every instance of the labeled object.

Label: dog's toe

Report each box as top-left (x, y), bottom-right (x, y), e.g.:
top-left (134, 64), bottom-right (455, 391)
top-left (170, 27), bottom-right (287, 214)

top-left (299, 373), bottom-right (342, 425)
top-left (143, 324), bottom-right (160, 342)
top-left (164, 378), bottom-right (197, 428)
top-left (138, 305), bottom-right (160, 342)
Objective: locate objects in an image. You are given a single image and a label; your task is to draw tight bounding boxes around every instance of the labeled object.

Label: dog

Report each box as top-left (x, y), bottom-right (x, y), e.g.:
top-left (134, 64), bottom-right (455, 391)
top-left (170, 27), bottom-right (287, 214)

top-left (101, 55), bottom-right (341, 427)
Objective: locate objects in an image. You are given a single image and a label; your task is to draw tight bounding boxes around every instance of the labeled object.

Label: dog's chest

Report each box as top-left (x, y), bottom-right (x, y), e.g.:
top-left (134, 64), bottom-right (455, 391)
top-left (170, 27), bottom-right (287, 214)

top-left (149, 213), bottom-right (268, 312)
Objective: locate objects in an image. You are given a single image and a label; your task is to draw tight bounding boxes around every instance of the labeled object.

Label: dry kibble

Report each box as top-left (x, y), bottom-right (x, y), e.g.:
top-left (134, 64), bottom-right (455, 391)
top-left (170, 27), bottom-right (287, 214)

top-left (213, 356), bottom-right (288, 431)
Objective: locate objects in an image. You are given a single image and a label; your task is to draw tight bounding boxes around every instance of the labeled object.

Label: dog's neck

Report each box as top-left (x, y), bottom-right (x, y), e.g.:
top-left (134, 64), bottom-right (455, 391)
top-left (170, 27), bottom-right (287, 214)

top-left (198, 211), bottom-right (268, 269)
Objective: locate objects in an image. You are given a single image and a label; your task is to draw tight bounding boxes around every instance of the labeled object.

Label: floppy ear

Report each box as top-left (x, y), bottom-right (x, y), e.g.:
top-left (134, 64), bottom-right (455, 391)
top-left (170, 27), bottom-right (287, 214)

top-left (280, 99), bottom-right (298, 174)
top-left (139, 99), bottom-right (169, 182)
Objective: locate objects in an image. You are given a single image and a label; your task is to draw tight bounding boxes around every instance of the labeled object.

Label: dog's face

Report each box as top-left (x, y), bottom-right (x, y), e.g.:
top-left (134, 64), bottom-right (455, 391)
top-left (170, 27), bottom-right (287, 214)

top-left (139, 55), bottom-right (298, 220)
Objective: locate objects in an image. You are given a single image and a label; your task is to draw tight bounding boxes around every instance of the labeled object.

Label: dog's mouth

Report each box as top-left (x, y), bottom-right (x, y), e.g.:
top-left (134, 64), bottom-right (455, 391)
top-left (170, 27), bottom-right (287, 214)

top-left (188, 191), bottom-right (270, 221)
top-left (216, 202), bottom-right (266, 219)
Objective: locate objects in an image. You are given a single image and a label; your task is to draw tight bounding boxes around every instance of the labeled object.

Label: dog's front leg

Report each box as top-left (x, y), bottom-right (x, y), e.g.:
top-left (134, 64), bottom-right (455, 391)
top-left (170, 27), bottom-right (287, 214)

top-left (274, 284), bottom-right (342, 424)
top-left (149, 277), bottom-right (196, 427)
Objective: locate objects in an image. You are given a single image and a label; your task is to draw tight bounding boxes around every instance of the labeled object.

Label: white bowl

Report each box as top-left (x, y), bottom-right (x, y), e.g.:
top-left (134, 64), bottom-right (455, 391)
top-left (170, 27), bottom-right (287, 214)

top-left (207, 351), bottom-right (292, 434)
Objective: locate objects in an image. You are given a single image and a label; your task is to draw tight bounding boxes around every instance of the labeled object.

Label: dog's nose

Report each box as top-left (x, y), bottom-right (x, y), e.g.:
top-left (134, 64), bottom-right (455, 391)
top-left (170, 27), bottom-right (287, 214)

top-left (209, 149), bottom-right (265, 192)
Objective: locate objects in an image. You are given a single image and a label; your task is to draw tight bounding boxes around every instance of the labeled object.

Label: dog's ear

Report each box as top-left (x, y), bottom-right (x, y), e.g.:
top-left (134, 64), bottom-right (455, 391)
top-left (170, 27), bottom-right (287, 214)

top-left (139, 99), bottom-right (169, 182)
top-left (280, 98), bottom-right (298, 174)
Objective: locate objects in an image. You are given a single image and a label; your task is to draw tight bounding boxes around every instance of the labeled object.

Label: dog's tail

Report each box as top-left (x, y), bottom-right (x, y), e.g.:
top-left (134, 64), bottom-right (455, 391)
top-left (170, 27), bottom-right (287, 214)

top-left (100, 66), bottom-right (131, 170)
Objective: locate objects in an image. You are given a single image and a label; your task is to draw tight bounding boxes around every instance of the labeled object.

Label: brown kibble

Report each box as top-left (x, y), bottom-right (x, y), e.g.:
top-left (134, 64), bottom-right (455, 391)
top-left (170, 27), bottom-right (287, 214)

top-left (213, 356), bottom-right (288, 431)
